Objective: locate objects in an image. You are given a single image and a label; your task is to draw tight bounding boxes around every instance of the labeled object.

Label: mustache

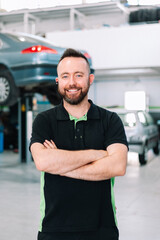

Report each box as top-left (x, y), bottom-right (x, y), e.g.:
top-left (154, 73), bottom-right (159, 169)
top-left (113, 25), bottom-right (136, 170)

top-left (65, 85), bottom-right (81, 91)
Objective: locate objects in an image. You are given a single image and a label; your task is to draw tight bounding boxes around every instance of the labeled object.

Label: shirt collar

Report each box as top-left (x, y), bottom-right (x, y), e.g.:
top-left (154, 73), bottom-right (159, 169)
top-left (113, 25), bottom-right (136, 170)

top-left (56, 101), bottom-right (69, 120)
top-left (87, 100), bottom-right (100, 119)
top-left (56, 99), bottom-right (100, 120)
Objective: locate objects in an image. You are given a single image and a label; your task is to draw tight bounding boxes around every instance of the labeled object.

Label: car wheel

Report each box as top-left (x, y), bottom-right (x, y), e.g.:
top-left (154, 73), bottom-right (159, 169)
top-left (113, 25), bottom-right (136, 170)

top-left (153, 141), bottom-right (159, 155)
top-left (46, 92), bottom-right (62, 106)
top-left (0, 70), bottom-right (19, 106)
top-left (43, 85), bottom-right (62, 106)
top-left (139, 145), bottom-right (148, 165)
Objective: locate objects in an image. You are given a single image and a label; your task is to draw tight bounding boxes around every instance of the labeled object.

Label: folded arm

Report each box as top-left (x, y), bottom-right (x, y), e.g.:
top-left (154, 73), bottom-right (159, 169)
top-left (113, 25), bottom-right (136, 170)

top-left (61, 143), bottom-right (128, 181)
top-left (30, 140), bottom-right (107, 174)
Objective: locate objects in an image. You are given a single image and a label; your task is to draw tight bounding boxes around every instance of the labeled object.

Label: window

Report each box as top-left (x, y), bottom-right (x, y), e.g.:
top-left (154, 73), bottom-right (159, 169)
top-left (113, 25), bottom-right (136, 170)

top-left (5, 33), bottom-right (41, 43)
top-left (144, 112), bottom-right (154, 125)
top-left (119, 113), bottom-right (136, 127)
top-left (138, 112), bottom-right (148, 126)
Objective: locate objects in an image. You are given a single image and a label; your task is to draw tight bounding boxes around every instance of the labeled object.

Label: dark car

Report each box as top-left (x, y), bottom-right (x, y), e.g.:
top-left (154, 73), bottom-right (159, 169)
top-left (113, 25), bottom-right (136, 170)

top-left (0, 32), bottom-right (93, 106)
top-left (118, 110), bottom-right (159, 165)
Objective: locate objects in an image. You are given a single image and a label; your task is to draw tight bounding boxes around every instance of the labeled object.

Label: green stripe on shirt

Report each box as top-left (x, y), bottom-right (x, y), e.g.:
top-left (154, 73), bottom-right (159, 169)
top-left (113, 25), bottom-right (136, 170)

top-left (39, 171), bottom-right (46, 232)
top-left (111, 177), bottom-right (118, 226)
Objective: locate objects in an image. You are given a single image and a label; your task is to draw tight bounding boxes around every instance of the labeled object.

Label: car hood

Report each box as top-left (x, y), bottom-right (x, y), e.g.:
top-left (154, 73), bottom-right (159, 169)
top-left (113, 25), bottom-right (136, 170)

top-left (124, 126), bottom-right (139, 139)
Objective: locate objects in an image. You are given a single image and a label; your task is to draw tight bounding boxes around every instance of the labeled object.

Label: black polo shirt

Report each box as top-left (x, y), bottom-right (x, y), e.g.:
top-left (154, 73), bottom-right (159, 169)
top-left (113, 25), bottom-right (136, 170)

top-left (30, 100), bottom-right (128, 233)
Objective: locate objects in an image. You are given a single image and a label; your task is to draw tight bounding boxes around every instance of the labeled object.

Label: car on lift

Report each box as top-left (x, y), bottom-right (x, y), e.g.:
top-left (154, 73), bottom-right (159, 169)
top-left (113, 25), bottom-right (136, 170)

top-left (0, 32), bottom-right (94, 106)
top-left (118, 110), bottom-right (159, 165)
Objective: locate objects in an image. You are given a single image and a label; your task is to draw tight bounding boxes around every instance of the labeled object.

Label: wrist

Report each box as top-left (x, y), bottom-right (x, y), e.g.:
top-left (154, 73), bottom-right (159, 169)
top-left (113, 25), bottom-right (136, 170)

top-left (93, 150), bottom-right (107, 161)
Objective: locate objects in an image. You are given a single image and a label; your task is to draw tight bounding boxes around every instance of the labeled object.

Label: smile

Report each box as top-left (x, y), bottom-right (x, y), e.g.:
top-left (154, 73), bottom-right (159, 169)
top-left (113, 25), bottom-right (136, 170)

top-left (67, 89), bottom-right (80, 93)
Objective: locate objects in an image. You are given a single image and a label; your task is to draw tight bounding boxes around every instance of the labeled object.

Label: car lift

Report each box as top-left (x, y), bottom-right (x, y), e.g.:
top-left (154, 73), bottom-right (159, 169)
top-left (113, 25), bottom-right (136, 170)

top-left (18, 94), bottom-right (33, 163)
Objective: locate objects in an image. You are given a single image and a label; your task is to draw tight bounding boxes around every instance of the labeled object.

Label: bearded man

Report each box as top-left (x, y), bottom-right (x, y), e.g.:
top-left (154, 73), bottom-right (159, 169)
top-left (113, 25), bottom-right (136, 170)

top-left (30, 48), bottom-right (128, 240)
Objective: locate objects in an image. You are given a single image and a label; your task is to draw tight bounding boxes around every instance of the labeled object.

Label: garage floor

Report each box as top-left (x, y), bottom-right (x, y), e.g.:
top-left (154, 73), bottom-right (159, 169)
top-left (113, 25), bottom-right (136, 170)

top-left (0, 150), bottom-right (160, 240)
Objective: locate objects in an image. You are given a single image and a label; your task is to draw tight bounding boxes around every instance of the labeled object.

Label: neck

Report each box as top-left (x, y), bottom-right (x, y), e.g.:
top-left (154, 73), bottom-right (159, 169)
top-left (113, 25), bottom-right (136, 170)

top-left (63, 97), bottom-right (90, 118)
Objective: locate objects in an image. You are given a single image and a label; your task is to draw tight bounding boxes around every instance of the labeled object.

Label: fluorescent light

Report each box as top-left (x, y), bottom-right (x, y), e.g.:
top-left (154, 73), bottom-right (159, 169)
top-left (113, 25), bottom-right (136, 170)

top-left (125, 91), bottom-right (146, 111)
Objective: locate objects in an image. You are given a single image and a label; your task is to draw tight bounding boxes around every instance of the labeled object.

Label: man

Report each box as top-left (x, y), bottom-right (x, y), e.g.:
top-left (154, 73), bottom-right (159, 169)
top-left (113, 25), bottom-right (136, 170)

top-left (30, 48), bottom-right (128, 240)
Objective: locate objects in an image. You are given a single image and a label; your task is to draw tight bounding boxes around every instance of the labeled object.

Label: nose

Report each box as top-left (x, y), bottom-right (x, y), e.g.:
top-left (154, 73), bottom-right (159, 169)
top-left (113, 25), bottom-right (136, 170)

top-left (69, 74), bottom-right (76, 86)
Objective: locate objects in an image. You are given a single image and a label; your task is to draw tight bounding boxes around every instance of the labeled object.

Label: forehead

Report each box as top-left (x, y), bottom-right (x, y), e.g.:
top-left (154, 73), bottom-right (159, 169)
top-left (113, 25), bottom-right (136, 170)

top-left (57, 57), bottom-right (89, 74)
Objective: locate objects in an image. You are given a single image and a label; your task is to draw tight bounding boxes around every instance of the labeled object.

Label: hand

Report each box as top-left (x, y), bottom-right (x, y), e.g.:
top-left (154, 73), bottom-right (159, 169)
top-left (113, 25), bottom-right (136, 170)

top-left (43, 140), bottom-right (57, 149)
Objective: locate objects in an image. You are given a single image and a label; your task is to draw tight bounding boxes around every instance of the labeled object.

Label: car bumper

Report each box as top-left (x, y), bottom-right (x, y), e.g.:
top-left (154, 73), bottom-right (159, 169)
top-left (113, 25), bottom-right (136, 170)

top-left (128, 142), bottom-right (144, 154)
top-left (11, 63), bottom-right (57, 86)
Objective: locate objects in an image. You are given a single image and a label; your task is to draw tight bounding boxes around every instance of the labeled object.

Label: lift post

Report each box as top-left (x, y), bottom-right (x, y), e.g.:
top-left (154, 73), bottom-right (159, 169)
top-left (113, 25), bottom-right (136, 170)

top-left (18, 94), bottom-right (33, 163)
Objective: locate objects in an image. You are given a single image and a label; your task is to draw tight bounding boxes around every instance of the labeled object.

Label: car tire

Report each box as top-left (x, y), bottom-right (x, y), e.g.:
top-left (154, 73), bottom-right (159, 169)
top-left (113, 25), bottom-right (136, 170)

top-left (44, 85), bottom-right (62, 106)
top-left (46, 92), bottom-right (62, 106)
top-left (153, 141), bottom-right (159, 155)
top-left (0, 70), bottom-right (19, 106)
top-left (139, 145), bottom-right (148, 165)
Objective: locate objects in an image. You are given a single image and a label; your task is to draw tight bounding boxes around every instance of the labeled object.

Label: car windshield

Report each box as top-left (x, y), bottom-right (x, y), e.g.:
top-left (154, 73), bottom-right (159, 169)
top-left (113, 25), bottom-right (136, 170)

top-left (119, 113), bottom-right (136, 127)
top-left (5, 33), bottom-right (54, 45)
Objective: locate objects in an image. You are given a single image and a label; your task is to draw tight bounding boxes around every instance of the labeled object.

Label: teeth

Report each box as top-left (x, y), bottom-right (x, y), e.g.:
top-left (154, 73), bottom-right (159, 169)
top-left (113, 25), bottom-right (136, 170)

top-left (68, 89), bottom-right (78, 92)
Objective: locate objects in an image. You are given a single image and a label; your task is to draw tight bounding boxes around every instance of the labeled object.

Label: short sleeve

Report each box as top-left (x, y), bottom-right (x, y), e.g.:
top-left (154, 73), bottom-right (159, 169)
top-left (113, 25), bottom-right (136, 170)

top-left (104, 112), bottom-right (128, 149)
top-left (29, 113), bottom-right (51, 150)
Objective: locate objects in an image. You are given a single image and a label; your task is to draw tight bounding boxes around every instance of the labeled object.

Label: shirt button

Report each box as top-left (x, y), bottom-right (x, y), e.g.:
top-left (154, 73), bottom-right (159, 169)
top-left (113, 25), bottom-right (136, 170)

top-left (80, 136), bottom-right (83, 139)
top-left (75, 136), bottom-right (77, 139)
top-left (77, 129), bottom-right (80, 132)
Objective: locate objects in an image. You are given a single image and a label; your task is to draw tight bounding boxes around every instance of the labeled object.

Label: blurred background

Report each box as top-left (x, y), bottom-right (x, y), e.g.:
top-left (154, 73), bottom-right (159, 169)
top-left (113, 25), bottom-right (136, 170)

top-left (0, 1), bottom-right (160, 239)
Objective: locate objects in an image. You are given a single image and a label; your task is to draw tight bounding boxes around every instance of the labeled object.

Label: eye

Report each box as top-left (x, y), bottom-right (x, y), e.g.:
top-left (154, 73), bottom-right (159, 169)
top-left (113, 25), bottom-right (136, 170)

top-left (62, 75), bottom-right (68, 79)
top-left (75, 74), bottom-right (83, 78)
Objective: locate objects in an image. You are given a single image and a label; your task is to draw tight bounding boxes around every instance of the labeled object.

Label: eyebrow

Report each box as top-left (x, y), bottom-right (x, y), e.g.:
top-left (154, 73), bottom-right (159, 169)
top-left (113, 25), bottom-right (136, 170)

top-left (74, 71), bottom-right (84, 75)
top-left (60, 71), bottom-right (84, 77)
top-left (60, 72), bottom-right (69, 77)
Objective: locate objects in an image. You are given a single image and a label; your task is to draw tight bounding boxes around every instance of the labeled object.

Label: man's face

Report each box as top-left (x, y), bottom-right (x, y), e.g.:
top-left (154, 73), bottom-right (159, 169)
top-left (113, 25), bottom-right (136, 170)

top-left (56, 57), bottom-right (94, 105)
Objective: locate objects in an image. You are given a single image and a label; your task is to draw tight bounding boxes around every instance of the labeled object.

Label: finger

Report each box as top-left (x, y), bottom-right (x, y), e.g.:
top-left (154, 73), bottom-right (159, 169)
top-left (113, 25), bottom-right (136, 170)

top-left (45, 140), bottom-right (55, 149)
top-left (51, 140), bottom-right (57, 149)
top-left (43, 141), bottom-right (52, 149)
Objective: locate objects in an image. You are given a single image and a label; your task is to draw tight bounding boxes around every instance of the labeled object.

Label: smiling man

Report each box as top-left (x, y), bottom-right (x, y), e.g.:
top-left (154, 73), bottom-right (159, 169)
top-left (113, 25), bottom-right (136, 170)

top-left (30, 48), bottom-right (128, 240)
top-left (57, 56), bottom-right (91, 105)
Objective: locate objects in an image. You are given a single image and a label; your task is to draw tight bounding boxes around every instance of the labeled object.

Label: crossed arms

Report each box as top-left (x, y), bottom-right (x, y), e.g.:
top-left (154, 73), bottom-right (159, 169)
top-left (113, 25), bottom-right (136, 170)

top-left (31, 140), bottom-right (128, 181)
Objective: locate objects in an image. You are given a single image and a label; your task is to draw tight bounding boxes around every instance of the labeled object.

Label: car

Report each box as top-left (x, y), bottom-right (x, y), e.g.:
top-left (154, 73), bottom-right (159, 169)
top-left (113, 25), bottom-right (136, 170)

top-left (0, 32), bottom-right (94, 106)
top-left (118, 110), bottom-right (159, 165)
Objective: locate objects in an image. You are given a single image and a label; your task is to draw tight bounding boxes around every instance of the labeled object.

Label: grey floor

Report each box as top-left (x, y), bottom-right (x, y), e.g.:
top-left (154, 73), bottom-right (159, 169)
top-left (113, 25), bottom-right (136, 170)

top-left (0, 150), bottom-right (160, 240)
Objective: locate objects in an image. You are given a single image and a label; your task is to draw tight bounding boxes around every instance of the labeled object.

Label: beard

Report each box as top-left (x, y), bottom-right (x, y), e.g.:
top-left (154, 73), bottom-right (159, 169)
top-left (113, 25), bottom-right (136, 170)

top-left (58, 81), bottom-right (90, 105)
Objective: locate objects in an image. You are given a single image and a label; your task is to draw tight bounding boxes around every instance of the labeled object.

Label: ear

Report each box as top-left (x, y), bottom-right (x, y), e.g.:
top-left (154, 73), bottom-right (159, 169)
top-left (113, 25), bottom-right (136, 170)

top-left (89, 74), bottom-right (94, 85)
top-left (56, 77), bottom-right (58, 84)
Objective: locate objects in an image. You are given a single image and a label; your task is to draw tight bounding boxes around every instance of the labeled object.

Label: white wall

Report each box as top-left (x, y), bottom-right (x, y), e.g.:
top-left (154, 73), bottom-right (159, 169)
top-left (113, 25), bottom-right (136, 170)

top-left (90, 77), bottom-right (160, 109)
top-left (46, 24), bottom-right (160, 110)
top-left (46, 24), bottom-right (160, 69)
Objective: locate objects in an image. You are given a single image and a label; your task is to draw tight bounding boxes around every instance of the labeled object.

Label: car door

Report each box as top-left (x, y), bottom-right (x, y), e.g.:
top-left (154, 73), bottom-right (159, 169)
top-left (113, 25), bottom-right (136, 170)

top-left (144, 112), bottom-right (159, 148)
top-left (137, 111), bottom-right (149, 145)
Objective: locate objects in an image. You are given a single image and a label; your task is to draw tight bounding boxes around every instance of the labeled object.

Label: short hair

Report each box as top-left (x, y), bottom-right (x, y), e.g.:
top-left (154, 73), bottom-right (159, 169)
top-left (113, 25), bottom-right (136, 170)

top-left (58, 48), bottom-right (90, 72)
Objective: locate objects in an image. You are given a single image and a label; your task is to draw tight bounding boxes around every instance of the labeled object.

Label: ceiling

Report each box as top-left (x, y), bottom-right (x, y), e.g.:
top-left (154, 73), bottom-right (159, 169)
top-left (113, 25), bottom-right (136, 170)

top-left (0, 2), bottom-right (129, 24)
